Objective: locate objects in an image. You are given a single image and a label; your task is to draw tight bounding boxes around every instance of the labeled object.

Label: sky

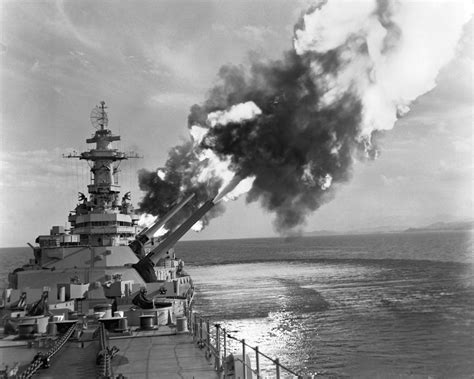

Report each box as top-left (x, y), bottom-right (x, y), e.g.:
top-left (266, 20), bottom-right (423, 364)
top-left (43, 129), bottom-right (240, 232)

top-left (0, 0), bottom-right (472, 247)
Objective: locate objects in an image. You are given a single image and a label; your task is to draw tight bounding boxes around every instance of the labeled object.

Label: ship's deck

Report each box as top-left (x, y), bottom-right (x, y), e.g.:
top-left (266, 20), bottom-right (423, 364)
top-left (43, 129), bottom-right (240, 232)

top-left (1, 327), bottom-right (221, 379)
top-left (110, 331), bottom-right (220, 379)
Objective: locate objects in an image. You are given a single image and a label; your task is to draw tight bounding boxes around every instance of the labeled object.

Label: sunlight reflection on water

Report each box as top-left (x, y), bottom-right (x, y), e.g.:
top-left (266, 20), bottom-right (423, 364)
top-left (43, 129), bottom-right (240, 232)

top-left (190, 259), bottom-right (474, 377)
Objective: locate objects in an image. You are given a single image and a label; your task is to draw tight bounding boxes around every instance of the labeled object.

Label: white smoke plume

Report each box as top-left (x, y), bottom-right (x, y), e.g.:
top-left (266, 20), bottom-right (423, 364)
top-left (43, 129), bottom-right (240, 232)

top-left (137, 213), bottom-right (169, 237)
top-left (156, 169), bottom-right (166, 181)
top-left (207, 101), bottom-right (262, 127)
top-left (214, 175), bottom-right (257, 203)
top-left (191, 220), bottom-right (204, 232)
top-left (192, 101), bottom-right (262, 198)
top-left (294, 0), bottom-right (472, 139)
top-left (138, 213), bottom-right (157, 228)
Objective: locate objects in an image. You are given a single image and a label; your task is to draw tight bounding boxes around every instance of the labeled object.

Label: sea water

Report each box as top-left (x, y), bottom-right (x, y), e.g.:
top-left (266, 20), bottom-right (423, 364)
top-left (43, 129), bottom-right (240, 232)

top-left (1, 231), bottom-right (473, 378)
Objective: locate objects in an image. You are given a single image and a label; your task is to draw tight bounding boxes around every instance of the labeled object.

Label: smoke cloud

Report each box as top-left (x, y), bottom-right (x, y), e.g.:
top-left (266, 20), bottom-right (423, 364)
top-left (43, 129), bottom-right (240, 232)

top-left (137, 143), bottom-right (225, 230)
top-left (139, 0), bottom-right (471, 233)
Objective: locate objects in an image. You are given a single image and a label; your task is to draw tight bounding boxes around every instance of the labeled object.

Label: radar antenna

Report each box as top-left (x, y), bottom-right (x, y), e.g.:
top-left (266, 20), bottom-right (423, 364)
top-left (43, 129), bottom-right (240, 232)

top-left (90, 101), bottom-right (108, 130)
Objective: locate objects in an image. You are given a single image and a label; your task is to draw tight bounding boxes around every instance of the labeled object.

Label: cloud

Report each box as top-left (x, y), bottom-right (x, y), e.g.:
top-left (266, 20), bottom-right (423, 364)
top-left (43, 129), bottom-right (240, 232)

top-left (380, 174), bottom-right (408, 186)
top-left (0, 148), bottom-right (81, 188)
top-left (148, 91), bottom-right (200, 108)
top-left (212, 23), bottom-right (277, 45)
top-left (235, 25), bottom-right (276, 43)
top-left (437, 159), bottom-right (473, 183)
top-left (451, 138), bottom-right (472, 153)
top-left (55, 0), bottom-right (101, 50)
top-left (145, 42), bottom-right (207, 86)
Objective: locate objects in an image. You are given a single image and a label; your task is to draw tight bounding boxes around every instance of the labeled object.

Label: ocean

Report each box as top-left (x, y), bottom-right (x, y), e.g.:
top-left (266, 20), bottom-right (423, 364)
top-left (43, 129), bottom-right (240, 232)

top-left (1, 231), bottom-right (473, 378)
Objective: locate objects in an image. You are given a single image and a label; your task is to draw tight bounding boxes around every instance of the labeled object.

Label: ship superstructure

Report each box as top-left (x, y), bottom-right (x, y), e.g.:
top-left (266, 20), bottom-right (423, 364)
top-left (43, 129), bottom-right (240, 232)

top-left (0, 102), bottom-right (296, 379)
top-left (3, 102), bottom-right (204, 315)
top-left (32, 101), bottom-right (141, 272)
top-left (65, 101), bottom-right (140, 247)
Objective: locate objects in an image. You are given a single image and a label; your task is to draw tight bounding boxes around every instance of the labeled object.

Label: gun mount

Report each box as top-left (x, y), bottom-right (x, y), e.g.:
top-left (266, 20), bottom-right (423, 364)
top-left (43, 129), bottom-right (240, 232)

top-left (133, 199), bottom-right (215, 282)
top-left (129, 193), bottom-right (195, 258)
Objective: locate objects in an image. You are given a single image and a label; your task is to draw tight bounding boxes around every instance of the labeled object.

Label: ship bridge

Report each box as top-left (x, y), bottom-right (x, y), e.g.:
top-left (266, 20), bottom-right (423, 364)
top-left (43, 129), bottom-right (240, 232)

top-left (64, 101), bottom-right (141, 247)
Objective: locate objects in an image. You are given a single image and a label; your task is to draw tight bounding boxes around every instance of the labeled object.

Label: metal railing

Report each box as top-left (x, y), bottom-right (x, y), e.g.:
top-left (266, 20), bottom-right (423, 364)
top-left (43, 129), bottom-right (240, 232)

top-left (188, 310), bottom-right (303, 379)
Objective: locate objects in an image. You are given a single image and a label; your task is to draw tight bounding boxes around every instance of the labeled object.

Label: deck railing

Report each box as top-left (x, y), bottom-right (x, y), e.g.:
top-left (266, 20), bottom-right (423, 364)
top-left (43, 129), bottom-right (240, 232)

top-left (188, 311), bottom-right (303, 379)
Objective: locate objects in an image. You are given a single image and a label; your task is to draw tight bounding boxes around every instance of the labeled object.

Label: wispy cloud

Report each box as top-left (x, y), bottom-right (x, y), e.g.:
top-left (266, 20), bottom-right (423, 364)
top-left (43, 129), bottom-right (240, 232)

top-left (148, 91), bottom-right (200, 108)
top-left (380, 174), bottom-right (408, 186)
top-left (55, 0), bottom-right (101, 50)
top-left (212, 24), bottom-right (277, 45)
top-left (0, 148), bottom-right (83, 188)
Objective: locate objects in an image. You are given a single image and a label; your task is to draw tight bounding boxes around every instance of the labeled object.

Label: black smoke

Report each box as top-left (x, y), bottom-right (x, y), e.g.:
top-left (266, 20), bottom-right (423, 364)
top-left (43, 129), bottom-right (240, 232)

top-left (139, 10), bottom-right (380, 233)
top-left (193, 51), bottom-right (370, 231)
top-left (138, 142), bottom-right (225, 229)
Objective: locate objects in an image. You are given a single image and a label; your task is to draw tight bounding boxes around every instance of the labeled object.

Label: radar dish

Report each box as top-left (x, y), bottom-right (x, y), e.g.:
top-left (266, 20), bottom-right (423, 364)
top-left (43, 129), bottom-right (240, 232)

top-left (90, 102), bottom-right (108, 129)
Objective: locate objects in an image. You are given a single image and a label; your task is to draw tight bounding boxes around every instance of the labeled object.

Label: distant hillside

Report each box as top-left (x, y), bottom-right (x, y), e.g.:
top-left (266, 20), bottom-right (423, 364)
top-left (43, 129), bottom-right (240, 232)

top-left (405, 220), bottom-right (474, 232)
top-left (304, 230), bottom-right (339, 236)
top-left (305, 220), bottom-right (473, 237)
top-left (305, 225), bottom-right (405, 236)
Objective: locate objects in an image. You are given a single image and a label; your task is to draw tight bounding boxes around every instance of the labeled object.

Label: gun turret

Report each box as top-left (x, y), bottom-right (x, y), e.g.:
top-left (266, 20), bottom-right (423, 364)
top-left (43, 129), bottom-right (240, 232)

top-left (129, 193), bottom-right (195, 258)
top-left (133, 199), bottom-right (215, 282)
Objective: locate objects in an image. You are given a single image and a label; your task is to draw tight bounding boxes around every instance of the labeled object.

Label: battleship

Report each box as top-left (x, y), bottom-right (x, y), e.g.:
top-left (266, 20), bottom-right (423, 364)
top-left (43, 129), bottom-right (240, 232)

top-left (0, 102), bottom-right (301, 378)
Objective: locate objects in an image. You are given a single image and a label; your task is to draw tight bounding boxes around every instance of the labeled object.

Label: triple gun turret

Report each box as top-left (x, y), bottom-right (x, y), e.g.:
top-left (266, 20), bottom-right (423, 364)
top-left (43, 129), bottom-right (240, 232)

top-left (132, 199), bottom-right (215, 282)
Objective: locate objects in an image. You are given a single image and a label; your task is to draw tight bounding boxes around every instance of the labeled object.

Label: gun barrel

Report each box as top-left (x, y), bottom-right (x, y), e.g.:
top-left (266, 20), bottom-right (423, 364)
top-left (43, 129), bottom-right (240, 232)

top-left (129, 193), bottom-right (195, 257)
top-left (140, 193), bottom-right (195, 238)
top-left (149, 199), bottom-right (214, 260)
top-left (133, 199), bottom-right (215, 282)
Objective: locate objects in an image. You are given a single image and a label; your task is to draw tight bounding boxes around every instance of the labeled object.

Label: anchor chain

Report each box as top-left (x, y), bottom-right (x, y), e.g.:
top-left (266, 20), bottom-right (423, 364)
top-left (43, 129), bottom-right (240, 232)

top-left (97, 322), bottom-right (120, 379)
top-left (18, 322), bottom-right (77, 379)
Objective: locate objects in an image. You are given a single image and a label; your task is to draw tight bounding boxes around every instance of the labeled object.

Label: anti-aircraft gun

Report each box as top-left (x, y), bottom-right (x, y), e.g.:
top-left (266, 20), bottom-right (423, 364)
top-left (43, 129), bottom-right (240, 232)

top-left (128, 193), bottom-right (195, 258)
top-left (133, 199), bottom-right (215, 282)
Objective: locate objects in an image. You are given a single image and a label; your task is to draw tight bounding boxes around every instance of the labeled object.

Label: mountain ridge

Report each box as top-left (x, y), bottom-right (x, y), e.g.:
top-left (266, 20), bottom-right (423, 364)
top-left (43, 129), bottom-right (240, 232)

top-left (305, 219), bottom-right (474, 237)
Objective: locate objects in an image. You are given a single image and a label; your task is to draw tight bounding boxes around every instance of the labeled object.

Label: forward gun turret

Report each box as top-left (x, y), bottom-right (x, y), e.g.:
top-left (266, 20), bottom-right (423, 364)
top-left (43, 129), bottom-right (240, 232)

top-left (133, 199), bottom-right (215, 282)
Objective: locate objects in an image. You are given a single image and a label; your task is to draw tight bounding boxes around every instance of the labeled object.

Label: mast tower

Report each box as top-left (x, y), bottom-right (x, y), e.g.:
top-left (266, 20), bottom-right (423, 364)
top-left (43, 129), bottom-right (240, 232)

top-left (65, 102), bottom-right (141, 246)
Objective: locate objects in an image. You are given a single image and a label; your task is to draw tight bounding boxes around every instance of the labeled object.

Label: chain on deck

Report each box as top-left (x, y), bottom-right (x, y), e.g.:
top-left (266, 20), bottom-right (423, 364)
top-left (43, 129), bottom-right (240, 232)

top-left (18, 322), bottom-right (77, 379)
top-left (97, 322), bottom-right (120, 379)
